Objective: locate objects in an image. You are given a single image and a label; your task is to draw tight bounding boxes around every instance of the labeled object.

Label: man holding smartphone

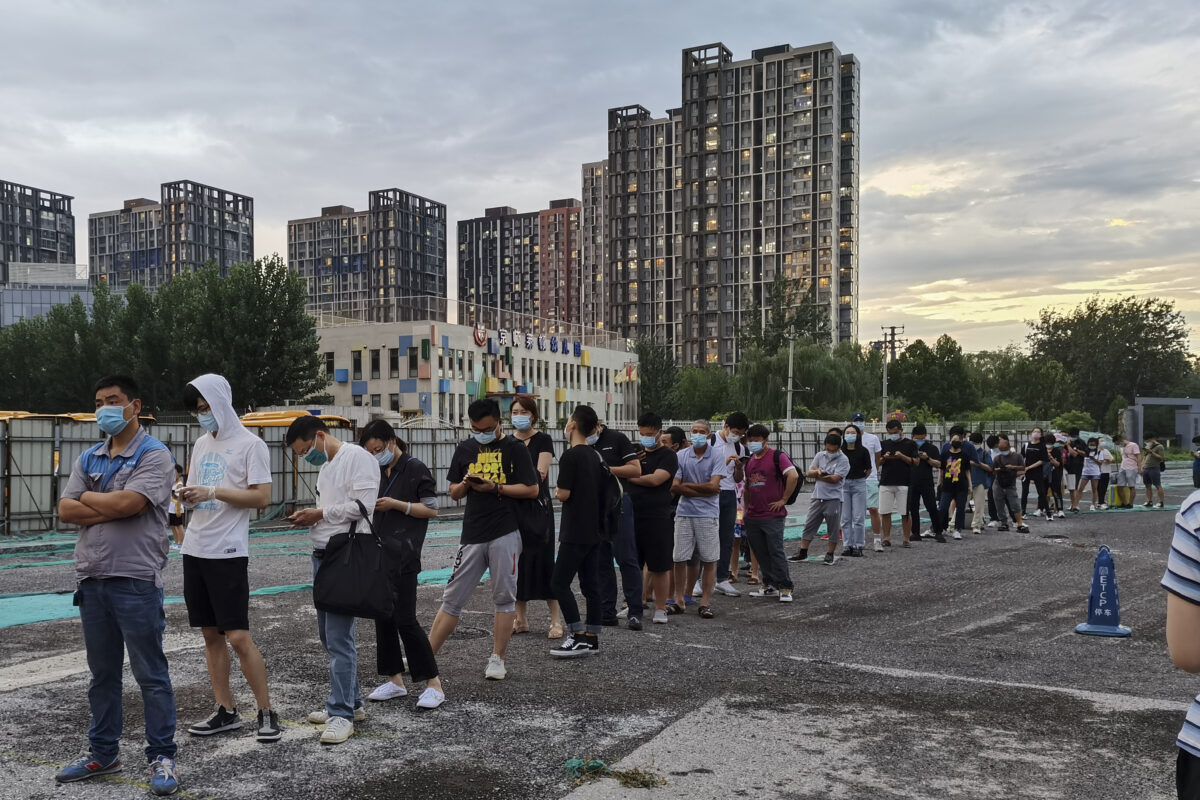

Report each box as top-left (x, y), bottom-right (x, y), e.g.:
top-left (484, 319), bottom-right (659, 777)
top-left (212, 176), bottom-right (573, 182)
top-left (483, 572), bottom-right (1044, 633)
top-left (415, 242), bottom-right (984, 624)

top-left (428, 399), bottom-right (539, 681)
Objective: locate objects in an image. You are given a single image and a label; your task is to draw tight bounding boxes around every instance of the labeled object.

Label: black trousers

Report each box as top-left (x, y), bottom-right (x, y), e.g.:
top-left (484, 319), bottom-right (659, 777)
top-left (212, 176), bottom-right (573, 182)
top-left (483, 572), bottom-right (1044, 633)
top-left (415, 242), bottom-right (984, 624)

top-left (1179, 748), bottom-right (1200, 800)
top-left (1022, 470), bottom-right (1050, 514)
top-left (1098, 472), bottom-right (1112, 502)
top-left (909, 480), bottom-right (940, 533)
top-left (375, 543), bottom-right (438, 683)
top-left (551, 540), bottom-right (604, 632)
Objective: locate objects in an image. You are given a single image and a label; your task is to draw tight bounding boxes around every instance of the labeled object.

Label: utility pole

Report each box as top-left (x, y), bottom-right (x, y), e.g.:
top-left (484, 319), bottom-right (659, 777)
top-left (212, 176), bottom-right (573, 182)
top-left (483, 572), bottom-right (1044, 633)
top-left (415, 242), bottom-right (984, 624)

top-left (875, 326), bottom-right (907, 421)
top-left (785, 336), bottom-right (795, 431)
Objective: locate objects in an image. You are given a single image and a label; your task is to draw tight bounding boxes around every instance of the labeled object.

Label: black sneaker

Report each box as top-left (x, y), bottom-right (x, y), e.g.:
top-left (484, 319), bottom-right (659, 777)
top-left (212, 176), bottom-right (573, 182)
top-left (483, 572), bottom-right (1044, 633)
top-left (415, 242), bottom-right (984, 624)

top-left (882, 540), bottom-right (892, 548)
top-left (256, 709), bottom-right (282, 743)
top-left (997, 524), bottom-right (1011, 532)
top-left (1016, 524), bottom-right (1030, 533)
top-left (188, 705), bottom-right (242, 736)
top-left (934, 533), bottom-right (947, 543)
top-left (627, 616), bottom-right (643, 631)
top-left (550, 633), bottom-right (598, 658)
top-left (840, 547), bottom-right (854, 557)
top-left (823, 554), bottom-right (836, 565)
top-left (787, 552), bottom-right (806, 563)
top-left (600, 617), bottom-right (620, 627)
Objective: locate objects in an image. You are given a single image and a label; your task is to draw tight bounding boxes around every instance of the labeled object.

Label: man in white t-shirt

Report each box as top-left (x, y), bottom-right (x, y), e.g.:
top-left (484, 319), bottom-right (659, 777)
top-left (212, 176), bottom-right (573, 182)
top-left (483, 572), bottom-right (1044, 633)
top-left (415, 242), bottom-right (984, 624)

top-left (851, 414), bottom-right (884, 551)
top-left (176, 374), bottom-right (278, 743)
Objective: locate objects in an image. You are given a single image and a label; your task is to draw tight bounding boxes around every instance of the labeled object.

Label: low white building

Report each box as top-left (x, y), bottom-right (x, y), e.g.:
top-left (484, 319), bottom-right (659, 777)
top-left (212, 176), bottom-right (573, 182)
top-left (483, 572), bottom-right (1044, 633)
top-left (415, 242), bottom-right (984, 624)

top-left (315, 316), bottom-right (639, 427)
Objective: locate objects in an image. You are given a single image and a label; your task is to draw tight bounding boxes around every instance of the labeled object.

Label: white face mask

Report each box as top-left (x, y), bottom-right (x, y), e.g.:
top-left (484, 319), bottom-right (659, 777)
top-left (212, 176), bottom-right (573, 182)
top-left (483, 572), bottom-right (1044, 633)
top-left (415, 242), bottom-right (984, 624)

top-left (726, 432), bottom-right (741, 444)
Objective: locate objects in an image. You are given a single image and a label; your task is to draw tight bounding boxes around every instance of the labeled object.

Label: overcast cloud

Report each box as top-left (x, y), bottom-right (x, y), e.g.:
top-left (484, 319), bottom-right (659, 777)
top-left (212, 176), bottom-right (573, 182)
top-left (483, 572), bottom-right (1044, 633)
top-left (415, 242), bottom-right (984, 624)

top-left (2, 0), bottom-right (1197, 352)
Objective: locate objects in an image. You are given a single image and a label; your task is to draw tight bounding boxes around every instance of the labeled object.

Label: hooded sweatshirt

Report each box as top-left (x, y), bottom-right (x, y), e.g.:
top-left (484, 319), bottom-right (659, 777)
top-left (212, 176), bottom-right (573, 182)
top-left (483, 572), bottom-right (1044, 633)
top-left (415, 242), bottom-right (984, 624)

top-left (181, 374), bottom-right (272, 559)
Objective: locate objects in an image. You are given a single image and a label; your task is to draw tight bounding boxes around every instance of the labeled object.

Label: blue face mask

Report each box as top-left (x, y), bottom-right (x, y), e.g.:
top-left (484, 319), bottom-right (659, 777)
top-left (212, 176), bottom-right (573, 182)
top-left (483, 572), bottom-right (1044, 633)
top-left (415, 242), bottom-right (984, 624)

top-left (690, 433), bottom-right (709, 449)
top-left (473, 429), bottom-right (497, 445)
top-left (511, 414), bottom-right (532, 431)
top-left (303, 438), bottom-right (328, 467)
top-left (747, 441), bottom-right (764, 455)
top-left (376, 448), bottom-right (395, 467)
top-left (844, 434), bottom-right (857, 444)
top-left (196, 412), bottom-right (219, 433)
top-left (888, 433), bottom-right (900, 442)
top-left (640, 435), bottom-right (659, 450)
top-left (96, 403), bottom-right (133, 436)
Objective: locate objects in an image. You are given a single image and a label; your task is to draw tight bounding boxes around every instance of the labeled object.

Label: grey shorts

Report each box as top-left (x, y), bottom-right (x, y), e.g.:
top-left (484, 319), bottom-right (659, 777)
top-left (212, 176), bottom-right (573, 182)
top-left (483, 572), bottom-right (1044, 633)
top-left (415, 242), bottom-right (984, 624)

top-left (674, 516), bottom-right (719, 563)
top-left (1116, 469), bottom-right (1139, 487)
top-left (439, 530), bottom-right (523, 616)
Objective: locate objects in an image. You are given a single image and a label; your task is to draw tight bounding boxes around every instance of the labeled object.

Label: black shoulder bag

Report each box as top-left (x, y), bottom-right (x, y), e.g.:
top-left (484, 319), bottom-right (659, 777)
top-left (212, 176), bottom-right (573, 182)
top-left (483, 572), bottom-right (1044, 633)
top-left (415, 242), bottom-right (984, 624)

top-left (313, 499), bottom-right (395, 620)
top-left (506, 441), bottom-right (553, 549)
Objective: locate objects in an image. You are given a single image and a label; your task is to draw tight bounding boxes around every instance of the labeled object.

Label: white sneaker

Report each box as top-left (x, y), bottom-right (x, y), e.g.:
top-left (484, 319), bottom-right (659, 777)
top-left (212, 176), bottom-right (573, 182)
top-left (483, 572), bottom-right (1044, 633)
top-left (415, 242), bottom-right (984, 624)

top-left (987, 520), bottom-right (998, 529)
top-left (1055, 511), bottom-right (1066, 519)
top-left (971, 528), bottom-right (981, 536)
top-left (308, 707), bottom-right (365, 724)
top-left (952, 530), bottom-right (963, 540)
top-left (714, 580), bottom-right (741, 597)
top-left (615, 606), bottom-right (629, 620)
top-left (652, 610), bottom-right (669, 624)
top-left (1089, 503), bottom-right (1096, 511)
top-left (1098, 504), bottom-right (1109, 510)
top-left (416, 688), bottom-right (445, 710)
top-left (779, 590), bottom-right (794, 603)
top-left (319, 716), bottom-right (353, 744)
top-left (692, 579), bottom-right (702, 597)
top-left (873, 539), bottom-right (884, 552)
top-left (1155, 503), bottom-right (1164, 509)
top-left (367, 680), bottom-right (408, 702)
top-left (484, 654), bottom-right (507, 681)
top-left (749, 586), bottom-right (779, 598)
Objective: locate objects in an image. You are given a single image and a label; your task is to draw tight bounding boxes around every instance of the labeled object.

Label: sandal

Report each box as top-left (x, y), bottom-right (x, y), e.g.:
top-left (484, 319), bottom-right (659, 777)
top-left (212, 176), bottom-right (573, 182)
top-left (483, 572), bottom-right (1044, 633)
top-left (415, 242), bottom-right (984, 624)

top-left (729, 575), bottom-right (739, 584)
top-left (547, 623), bottom-right (563, 640)
top-left (665, 603), bottom-right (684, 615)
top-left (512, 621), bottom-right (530, 635)
top-left (698, 606), bottom-right (715, 619)
top-left (747, 576), bottom-right (760, 585)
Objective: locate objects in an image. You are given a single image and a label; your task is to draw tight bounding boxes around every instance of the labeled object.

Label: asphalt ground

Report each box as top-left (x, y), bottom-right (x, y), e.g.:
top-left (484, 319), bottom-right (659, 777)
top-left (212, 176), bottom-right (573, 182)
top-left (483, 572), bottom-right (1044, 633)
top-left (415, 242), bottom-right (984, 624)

top-left (2, 470), bottom-right (1199, 800)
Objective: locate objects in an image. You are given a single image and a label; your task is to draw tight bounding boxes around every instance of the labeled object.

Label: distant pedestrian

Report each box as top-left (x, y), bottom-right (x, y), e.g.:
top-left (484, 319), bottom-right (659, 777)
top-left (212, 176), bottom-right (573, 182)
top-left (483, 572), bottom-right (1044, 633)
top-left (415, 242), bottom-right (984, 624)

top-left (1047, 434), bottom-right (1067, 519)
top-left (56, 375), bottom-right (179, 795)
top-left (743, 424), bottom-right (797, 601)
top-left (1192, 436), bottom-right (1200, 490)
top-left (624, 412), bottom-right (679, 625)
top-left (877, 419), bottom-right (918, 548)
top-left (840, 423), bottom-right (871, 556)
top-left (1066, 427), bottom-right (1087, 513)
top-left (991, 434), bottom-right (1030, 533)
top-left (1142, 432), bottom-right (1167, 509)
top-left (1097, 439), bottom-right (1116, 508)
top-left (1079, 437), bottom-right (1107, 511)
top-left (797, 433), bottom-right (850, 565)
top-left (968, 432), bottom-right (994, 534)
top-left (669, 420), bottom-right (726, 619)
top-left (590, 417), bottom-right (644, 629)
top-left (850, 413), bottom-right (884, 552)
top-left (1021, 427), bottom-right (1051, 519)
top-left (169, 465), bottom-right (185, 551)
top-left (1114, 434), bottom-right (1141, 509)
top-left (908, 424), bottom-right (943, 542)
top-left (708, 412), bottom-right (749, 599)
top-left (936, 433), bottom-right (974, 539)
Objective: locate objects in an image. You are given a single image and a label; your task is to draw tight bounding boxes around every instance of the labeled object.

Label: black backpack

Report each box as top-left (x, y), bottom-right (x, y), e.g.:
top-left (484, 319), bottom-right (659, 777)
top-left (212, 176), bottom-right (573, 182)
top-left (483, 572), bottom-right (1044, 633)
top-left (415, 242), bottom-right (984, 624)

top-left (595, 450), bottom-right (625, 540)
top-left (774, 449), bottom-right (802, 506)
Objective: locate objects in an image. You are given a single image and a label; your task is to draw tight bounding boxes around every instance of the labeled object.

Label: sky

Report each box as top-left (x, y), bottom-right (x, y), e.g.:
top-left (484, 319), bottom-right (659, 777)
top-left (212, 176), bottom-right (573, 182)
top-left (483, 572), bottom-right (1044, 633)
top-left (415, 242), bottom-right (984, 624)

top-left (2, 0), bottom-right (1198, 353)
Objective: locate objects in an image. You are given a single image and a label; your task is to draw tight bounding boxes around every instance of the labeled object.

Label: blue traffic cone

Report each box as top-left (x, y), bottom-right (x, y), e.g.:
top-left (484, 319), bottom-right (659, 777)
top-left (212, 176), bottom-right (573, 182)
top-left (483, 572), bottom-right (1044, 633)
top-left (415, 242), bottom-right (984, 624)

top-left (1074, 545), bottom-right (1131, 637)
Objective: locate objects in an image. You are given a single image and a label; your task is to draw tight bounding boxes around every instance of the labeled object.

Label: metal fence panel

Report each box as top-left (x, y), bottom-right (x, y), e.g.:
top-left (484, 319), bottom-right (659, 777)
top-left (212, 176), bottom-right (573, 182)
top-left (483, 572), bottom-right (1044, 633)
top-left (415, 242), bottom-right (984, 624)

top-left (0, 421), bottom-right (6, 533)
top-left (8, 419), bottom-right (57, 529)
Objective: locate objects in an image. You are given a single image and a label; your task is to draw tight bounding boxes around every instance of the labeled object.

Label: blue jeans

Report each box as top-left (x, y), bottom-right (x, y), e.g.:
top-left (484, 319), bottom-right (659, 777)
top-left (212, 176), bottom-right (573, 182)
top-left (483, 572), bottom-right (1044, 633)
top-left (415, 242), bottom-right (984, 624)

top-left (599, 494), bottom-right (642, 620)
top-left (842, 478), bottom-right (868, 548)
top-left (716, 490), bottom-right (738, 582)
top-left (312, 556), bottom-right (362, 720)
top-left (77, 577), bottom-right (177, 765)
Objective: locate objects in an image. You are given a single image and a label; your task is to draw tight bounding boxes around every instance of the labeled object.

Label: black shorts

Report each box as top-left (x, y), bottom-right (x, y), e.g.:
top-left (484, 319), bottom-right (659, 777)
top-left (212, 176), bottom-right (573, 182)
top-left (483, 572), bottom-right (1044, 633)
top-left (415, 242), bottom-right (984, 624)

top-left (183, 555), bottom-right (250, 633)
top-left (634, 515), bottom-right (674, 573)
top-left (168, 513), bottom-right (184, 527)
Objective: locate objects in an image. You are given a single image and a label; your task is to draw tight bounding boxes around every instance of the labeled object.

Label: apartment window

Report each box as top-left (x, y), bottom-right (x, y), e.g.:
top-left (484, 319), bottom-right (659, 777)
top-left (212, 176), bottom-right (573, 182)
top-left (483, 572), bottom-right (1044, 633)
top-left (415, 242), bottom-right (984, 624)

top-left (369, 394), bottom-right (381, 408)
top-left (323, 352), bottom-right (334, 380)
top-left (408, 347), bottom-right (418, 378)
top-left (352, 394), bottom-right (363, 407)
top-left (389, 348), bottom-right (399, 378)
top-left (352, 350), bottom-right (362, 381)
top-left (389, 394), bottom-right (400, 412)
top-left (370, 349), bottom-right (380, 380)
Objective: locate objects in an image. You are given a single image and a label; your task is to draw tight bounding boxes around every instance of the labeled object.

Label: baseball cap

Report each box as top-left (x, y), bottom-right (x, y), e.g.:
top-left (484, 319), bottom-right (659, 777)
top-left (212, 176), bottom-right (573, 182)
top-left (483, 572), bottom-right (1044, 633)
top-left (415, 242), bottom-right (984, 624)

top-left (851, 412), bottom-right (865, 422)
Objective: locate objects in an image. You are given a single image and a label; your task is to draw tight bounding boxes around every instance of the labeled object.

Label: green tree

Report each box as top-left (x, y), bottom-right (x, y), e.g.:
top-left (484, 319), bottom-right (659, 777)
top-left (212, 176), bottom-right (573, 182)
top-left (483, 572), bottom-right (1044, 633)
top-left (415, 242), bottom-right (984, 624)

top-left (670, 366), bottom-right (731, 420)
top-left (742, 274), bottom-right (831, 353)
top-left (889, 335), bottom-right (979, 418)
top-left (971, 401), bottom-right (1029, 422)
top-left (1028, 295), bottom-right (1192, 422)
top-left (1052, 410), bottom-right (1095, 431)
top-left (728, 344), bottom-right (788, 420)
top-left (633, 336), bottom-right (677, 417)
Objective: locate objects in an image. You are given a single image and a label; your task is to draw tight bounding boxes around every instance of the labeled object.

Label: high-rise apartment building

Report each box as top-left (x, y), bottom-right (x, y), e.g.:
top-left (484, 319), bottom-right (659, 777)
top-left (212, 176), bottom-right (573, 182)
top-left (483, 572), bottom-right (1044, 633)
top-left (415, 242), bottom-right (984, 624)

top-left (606, 41), bottom-right (860, 366)
top-left (537, 199), bottom-right (581, 328)
top-left (288, 189), bottom-right (447, 322)
top-left (458, 206), bottom-right (541, 325)
top-left (580, 162), bottom-right (608, 331)
top-left (89, 180), bottom-right (253, 289)
top-left (606, 106), bottom-right (683, 360)
top-left (0, 180), bottom-right (75, 284)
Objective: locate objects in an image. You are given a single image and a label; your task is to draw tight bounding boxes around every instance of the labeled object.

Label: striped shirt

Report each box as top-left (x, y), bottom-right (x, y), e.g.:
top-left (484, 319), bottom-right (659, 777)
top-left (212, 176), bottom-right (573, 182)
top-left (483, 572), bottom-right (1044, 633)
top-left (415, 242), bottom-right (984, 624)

top-left (1161, 490), bottom-right (1200, 756)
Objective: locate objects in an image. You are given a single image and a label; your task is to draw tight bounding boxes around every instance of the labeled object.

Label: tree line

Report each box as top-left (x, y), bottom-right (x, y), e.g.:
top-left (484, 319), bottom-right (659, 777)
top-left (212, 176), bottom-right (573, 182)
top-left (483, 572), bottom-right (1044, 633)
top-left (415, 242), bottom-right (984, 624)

top-left (637, 295), bottom-right (1199, 433)
top-left (0, 256), bottom-right (326, 413)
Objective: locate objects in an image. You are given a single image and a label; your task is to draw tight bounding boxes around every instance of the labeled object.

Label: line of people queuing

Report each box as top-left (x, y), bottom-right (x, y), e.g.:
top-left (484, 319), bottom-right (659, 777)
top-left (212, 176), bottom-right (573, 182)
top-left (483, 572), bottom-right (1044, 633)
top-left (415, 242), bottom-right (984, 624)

top-left (52, 373), bottom-right (1180, 794)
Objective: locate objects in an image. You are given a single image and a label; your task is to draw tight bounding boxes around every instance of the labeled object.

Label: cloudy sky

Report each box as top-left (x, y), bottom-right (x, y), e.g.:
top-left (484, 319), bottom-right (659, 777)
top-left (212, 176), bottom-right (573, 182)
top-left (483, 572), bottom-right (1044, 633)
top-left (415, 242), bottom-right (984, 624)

top-left (3, 0), bottom-right (1198, 352)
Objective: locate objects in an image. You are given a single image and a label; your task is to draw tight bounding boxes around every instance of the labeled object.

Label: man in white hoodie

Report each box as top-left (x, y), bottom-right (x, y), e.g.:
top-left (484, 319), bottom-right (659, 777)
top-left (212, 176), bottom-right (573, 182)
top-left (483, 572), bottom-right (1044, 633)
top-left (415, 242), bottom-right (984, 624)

top-left (176, 375), bottom-right (278, 743)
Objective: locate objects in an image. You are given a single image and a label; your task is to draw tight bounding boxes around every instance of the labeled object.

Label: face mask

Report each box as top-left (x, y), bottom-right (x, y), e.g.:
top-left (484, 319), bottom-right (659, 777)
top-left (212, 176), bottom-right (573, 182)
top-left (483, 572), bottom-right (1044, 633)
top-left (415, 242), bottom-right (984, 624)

top-left (511, 414), bottom-right (532, 431)
top-left (376, 448), bottom-right (395, 467)
top-left (690, 433), bottom-right (709, 449)
top-left (888, 433), bottom-right (900, 441)
top-left (913, 438), bottom-right (925, 444)
top-left (197, 412), bottom-right (219, 433)
top-left (640, 435), bottom-right (659, 450)
top-left (844, 434), bottom-right (857, 444)
top-left (304, 437), bottom-right (328, 467)
top-left (726, 432), bottom-right (741, 444)
top-left (585, 433), bottom-right (600, 447)
top-left (96, 403), bottom-right (133, 436)
top-left (1031, 433), bottom-right (1041, 442)
top-left (473, 429), bottom-right (497, 445)
top-left (748, 441), bottom-right (764, 455)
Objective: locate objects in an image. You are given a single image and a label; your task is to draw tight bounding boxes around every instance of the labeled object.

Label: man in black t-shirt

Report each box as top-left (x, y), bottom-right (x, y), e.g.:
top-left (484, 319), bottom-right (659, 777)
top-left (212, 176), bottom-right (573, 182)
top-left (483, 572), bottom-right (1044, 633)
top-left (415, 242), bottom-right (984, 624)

top-left (1065, 427), bottom-right (1087, 513)
top-left (591, 421), bottom-right (644, 629)
top-left (551, 405), bottom-right (608, 658)
top-left (428, 399), bottom-right (539, 682)
top-left (908, 424), bottom-right (944, 542)
top-left (624, 412), bottom-right (679, 625)
top-left (878, 419), bottom-right (919, 547)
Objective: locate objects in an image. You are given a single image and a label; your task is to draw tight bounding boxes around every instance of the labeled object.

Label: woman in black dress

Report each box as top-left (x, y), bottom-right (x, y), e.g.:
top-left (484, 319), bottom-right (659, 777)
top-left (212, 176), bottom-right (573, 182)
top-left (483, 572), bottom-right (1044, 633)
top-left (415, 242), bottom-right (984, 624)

top-left (509, 395), bottom-right (562, 639)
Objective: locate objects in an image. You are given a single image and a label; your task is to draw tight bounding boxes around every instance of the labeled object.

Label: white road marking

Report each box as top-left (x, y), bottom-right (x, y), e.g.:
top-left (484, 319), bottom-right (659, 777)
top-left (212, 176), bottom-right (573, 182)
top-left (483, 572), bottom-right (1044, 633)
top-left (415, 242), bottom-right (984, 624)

top-left (787, 655), bottom-right (1185, 713)
top-left (0, 634), bottom-right (200, 692)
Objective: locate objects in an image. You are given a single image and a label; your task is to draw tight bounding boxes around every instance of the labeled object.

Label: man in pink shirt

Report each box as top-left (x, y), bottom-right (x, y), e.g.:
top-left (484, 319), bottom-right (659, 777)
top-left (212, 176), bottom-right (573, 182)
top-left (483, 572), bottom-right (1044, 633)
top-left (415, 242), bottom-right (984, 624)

top-left (742, 425), bottom-right (798, 603)
top-left (1114, 435), bottom-right (1140, 509)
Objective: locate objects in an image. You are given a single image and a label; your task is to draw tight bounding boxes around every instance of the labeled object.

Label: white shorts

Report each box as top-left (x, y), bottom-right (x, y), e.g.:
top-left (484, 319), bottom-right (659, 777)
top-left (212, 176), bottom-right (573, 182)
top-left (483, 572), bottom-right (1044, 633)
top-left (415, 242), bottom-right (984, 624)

top-left (1064, 474), bottom-right (1079, 492)
top-left (878, 485), bottom-right (909, 516)
top-left (674, 516), bottom-right (720, 563)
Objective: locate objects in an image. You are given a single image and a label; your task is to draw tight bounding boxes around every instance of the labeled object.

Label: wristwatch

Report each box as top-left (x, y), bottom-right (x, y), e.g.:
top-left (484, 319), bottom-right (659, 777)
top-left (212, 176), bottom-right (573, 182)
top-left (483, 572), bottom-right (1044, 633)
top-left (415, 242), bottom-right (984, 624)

top-left (495, 483), bottom-right (502, 497)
